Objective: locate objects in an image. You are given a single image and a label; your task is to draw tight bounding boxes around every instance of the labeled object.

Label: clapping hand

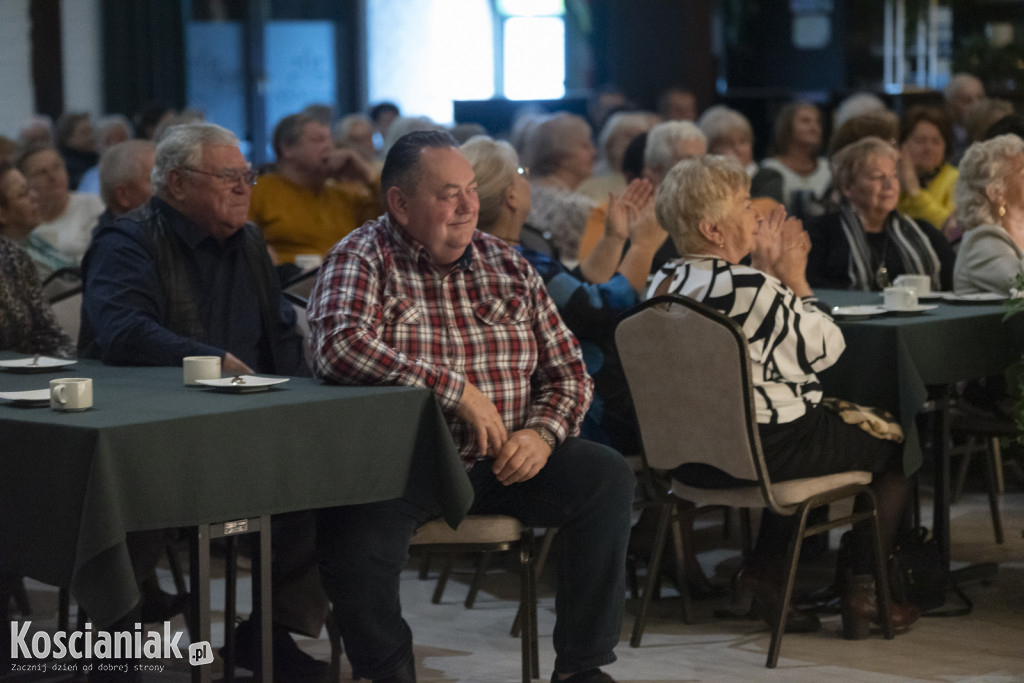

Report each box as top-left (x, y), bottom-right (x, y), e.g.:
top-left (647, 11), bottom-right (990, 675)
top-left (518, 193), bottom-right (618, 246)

top-left (751, 203), bottom-right (786, 273)
top-left (605, 178), bottom-right (655, 242)
top-left (626, 182), bottom-right (665, 250)
top-left (898, 144), bottom-right (920, 196)
top-left (323, 148), bottom-right (374, 184)
top-left (750, 203), bottom-right (812, 297)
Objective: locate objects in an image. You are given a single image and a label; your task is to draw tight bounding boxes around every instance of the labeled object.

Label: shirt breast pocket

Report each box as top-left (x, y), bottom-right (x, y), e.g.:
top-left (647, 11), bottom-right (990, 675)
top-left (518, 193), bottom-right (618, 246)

top-left (382, 296), bottom-right (421, 326)
top-left (473, 297), bottom-right (530, 326)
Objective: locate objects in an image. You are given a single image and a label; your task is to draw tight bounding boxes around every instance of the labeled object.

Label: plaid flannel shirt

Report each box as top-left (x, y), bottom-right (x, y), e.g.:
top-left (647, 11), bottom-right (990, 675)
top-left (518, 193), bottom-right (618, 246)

top-left (307, 215), bottom-right (593, 464)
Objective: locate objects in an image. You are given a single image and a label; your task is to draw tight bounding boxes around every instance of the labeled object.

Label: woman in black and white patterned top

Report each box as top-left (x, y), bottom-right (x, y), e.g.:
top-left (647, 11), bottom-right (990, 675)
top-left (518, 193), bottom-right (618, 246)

top-left (648, 155), bottom-right (919, 637)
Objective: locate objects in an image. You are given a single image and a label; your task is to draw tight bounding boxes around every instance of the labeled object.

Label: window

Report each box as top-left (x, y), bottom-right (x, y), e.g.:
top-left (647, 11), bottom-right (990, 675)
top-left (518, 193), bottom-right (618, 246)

top-left (498, 0), bottom-right (566, 100)
top-left (366, 0), bottom-right (567, 125)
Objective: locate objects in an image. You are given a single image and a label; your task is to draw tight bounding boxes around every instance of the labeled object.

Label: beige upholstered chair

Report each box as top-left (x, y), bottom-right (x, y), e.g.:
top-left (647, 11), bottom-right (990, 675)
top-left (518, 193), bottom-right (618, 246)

top-left (615, 294), bottom-right (894, 668)
top-left (409, 515), bottom-right (539, 682)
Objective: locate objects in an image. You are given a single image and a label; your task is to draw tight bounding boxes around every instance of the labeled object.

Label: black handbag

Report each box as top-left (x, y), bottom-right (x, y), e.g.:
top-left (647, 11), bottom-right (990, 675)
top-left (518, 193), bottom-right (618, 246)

top-left (889, 526), bottom-right (971, 616)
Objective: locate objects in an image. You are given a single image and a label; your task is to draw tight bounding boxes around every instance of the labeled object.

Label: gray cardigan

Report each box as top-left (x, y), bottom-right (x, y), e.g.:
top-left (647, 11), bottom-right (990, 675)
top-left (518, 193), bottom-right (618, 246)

top-left (953, 224), bottom-right (1024, 294)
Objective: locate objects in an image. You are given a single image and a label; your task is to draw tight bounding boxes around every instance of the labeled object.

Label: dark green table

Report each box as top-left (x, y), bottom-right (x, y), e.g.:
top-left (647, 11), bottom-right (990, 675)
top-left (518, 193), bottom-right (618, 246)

top-left (816, 289), bottom-right (1020, 570)
top-left (0, 356), bottom-right (473, 679)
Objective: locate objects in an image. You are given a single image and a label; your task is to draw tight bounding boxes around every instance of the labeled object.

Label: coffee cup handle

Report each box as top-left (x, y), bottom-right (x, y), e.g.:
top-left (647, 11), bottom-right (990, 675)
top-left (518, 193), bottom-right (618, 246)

top-left (54, 384), bottom-right (67, 406)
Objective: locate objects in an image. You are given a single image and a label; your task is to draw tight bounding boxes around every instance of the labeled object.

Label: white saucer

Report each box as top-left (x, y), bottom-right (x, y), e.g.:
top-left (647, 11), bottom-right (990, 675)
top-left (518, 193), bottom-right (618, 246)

top-left (0, 389), bottom-right (51, 407)
top-left (940, 292), bottom-right (1007, 304)
top-left (0, 357), bottom-right (77, 373)
top-left (885, 304), bottom-right (939, 315)
top-left (195, 375), bottom-right (290, 393)
top-left (831, 305), bottom-right (887, 318)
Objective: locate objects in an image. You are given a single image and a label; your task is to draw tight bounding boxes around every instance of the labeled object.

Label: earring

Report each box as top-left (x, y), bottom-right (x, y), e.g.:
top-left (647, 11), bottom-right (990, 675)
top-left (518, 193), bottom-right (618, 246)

top-left (717, 240), bottom-right (725, 248)
top-left (999, 204), bottom-right (1007, 217)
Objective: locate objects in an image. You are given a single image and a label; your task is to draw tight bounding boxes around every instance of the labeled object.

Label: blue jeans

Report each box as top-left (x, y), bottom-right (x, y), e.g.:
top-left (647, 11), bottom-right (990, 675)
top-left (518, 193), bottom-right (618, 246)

top-left (317, 437), bottom-right (634, 679)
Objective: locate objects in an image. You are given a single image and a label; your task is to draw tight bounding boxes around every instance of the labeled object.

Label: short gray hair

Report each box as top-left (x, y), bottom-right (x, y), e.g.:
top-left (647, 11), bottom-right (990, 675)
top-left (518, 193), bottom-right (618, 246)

top-left (94, 114), bottom-right (134, 151)
top-left (519, 112), bottom-right (591, 177)
top-left (152, 123), bottom-right (239, 196)
top-left (644, 121), bottom-right (707, 175)
top-left (955, 133), bottom-right (1024, 230)
top-left (656, 154), bottom-right (749, 254)
top-left (830, 136), bottom-right (899, 193)
top-left (332, 113), bottom-right (373, 144)
top-left (945, 72), bottom-right (984, 102)
top-left (697, 105), bottom-right (753, 152)
top-left (99, 139), bottom-right (155, 205)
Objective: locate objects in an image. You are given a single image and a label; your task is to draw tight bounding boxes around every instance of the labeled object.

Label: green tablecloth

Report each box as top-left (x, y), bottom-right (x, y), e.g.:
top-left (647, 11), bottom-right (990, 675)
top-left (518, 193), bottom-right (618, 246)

top-left (816, 289), bottom-right (1020, 473)
top-left (0, 356), bottom-right (473, 627)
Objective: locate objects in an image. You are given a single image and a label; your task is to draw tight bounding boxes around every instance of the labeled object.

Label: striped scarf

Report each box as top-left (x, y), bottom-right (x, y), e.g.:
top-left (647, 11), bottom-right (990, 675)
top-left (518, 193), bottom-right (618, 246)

top-left (838, 202), bottom-right (941, 291)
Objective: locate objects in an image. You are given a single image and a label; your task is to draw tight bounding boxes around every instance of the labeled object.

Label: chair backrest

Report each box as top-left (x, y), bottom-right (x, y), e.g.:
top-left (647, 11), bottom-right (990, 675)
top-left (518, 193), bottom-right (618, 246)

top-left (283, 266), bottom-right (320, 301)
top-left (49, 289), bottom-right (83, 344)
top-left (42, 267), bottom-right (83, 304)
top-left (520, 224), bottom-right (559, 260)
top-left (615, 294), bottom-right (774, 493)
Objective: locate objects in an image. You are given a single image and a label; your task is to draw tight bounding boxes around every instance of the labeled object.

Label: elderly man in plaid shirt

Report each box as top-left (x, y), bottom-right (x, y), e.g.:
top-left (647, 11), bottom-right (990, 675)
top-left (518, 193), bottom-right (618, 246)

top-left (308, 130), bottom-right (634, 683)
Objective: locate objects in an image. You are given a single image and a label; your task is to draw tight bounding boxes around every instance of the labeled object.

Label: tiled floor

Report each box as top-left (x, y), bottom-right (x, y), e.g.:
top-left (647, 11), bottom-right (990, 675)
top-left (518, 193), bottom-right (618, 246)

top-left (7, 469), bottom-right (1024, 682)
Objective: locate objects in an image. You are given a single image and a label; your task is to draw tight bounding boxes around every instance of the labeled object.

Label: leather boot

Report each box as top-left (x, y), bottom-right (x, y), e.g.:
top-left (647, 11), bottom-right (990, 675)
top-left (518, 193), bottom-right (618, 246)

top-left (715, 564), bottom-right (821, 633)
top-left (841, 574), bottom-right (920, 640)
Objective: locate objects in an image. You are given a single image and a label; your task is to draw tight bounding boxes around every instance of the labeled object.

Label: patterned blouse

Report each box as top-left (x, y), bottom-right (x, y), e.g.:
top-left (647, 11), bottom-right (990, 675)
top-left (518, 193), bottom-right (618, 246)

top-left (648, 257), bottom-right (845, 425)
top-left (0, 236), bottom-right (75, 358)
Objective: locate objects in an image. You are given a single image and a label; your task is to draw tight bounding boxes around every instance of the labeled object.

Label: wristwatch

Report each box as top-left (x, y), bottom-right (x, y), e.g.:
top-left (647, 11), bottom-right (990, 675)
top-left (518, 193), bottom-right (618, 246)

top-left (530, 426), bottom-right (558, 451)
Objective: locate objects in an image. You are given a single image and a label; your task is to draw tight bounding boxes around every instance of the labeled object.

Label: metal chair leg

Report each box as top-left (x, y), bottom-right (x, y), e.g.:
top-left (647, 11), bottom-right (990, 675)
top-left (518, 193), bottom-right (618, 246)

top-left (982, 439), bottom-right (1005, 544)
top-left (630, 502), bottom-right (672, 648)
top-left (465, 552), bottom-right (494, 608)
top-left (767, 503), bottom-right (811, 669)
top-left (669, 505), bottom-right (693, 624)
top-left (865, 491), bottom-right (894, 641)
top-left (511, 528), bottom-right (556, 637)
top-left (432, 555), bottom-right (455, 604)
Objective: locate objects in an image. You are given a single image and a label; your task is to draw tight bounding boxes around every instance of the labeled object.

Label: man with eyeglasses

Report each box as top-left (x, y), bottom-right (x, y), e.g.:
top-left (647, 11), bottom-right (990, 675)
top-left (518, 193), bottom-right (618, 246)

top-left (80, 122), bottom-right (332, 681)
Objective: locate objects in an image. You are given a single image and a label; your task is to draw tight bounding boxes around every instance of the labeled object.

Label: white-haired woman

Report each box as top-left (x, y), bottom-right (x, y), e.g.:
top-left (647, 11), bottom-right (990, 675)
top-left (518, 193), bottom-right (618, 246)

top-left (649, 154), bottom-right (918, 638)
top-left (519, 112), bottom-right (599, 261)
top-left (577, 111), bottom-right (659, 202)
top-left (953, 134), bottom-right (1024, 294)
top-left (806, 136), bottom-right (954, 291)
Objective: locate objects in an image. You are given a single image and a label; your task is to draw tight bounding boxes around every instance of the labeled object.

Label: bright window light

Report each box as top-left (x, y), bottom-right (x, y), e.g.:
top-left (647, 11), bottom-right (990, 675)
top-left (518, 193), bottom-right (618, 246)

top-left (503, 17), bottom-right (565, 100)
top-left (498, 0), bottom-right (564, 16)
top-left (367, 0), bottom-right (493, 125)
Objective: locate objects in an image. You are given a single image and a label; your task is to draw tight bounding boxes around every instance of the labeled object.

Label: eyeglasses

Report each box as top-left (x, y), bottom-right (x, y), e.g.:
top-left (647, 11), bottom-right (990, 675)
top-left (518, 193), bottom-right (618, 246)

top-left (183, 167), bottom-right (257, 187)
top-left (517, 166), bottom-right (530, 178)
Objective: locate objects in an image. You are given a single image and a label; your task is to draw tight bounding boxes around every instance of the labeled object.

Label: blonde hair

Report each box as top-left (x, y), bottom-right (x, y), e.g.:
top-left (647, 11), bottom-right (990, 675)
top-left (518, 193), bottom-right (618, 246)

top-left (459, 135), bottom-right (519, 233)
top-left (830, 136), bottom-right (899, 193)
top-left (656, 155), bottom-right (749, 253)
top-left (955, 134), bottom-right (1024, 229)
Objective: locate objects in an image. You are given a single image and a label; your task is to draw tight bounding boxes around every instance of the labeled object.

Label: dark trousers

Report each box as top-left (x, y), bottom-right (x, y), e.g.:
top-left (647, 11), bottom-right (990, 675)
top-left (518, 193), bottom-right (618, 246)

top-left (317, 437), bottom-right (635, 679)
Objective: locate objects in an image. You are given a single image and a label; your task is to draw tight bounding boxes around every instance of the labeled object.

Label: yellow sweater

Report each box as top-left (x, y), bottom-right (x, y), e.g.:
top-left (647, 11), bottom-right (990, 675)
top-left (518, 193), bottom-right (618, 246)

top-left (898, 163), bottom-right (958, 229)
top-left (249, 173), bottom-right (381, 264)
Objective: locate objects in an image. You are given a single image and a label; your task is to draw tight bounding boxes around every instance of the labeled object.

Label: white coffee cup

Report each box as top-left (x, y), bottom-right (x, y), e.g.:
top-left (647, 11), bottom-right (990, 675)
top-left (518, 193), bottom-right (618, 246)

top-left (883, 286), bottom-right (918, 311)
top-left (294, 254), bottom-right (321, 272)
top-left (50, 377), bottom-right (93, 412)
top-left (893, 274), bottom-right (931, 296)
top-left (183, 355), bottom-right (222, 386)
